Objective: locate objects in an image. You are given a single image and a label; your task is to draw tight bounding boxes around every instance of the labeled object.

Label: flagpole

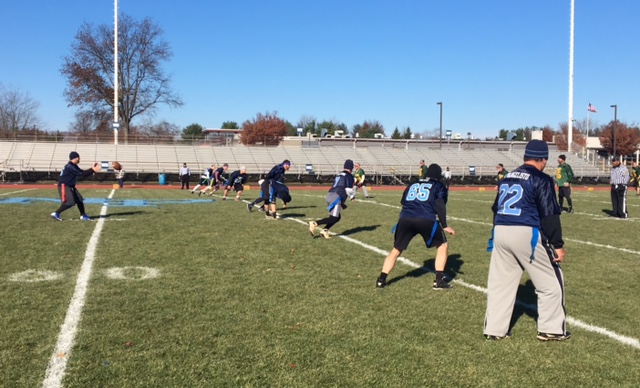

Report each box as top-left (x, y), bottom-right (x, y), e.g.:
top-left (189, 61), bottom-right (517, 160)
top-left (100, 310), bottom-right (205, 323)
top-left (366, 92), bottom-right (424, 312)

top-left (585, 110), bottom-right (590, 160)
top-left (567, 0), bottom-right (575, 153)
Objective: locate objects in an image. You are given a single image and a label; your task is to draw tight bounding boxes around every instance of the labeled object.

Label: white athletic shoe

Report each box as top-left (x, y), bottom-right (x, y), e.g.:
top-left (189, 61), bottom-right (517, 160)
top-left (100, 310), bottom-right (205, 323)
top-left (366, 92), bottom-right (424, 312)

top-left (320, 229), bottom-right (331, 239)
top-left (308, 221), bottom-right (317, 236)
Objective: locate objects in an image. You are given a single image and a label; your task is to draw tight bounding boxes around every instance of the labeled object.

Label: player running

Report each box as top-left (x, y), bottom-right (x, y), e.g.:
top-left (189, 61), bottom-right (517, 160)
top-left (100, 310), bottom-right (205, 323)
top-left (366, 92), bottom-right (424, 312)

top-left (247, 160), bottom-right (291, 212)
top-left (191, 165), bottom-right (215, 196)
top-left (308, 159), bottom-right (355, 239)
top-left (222, 166), bottom-right (248, 201)
top-left (204, 163), bottom-right (229, 196)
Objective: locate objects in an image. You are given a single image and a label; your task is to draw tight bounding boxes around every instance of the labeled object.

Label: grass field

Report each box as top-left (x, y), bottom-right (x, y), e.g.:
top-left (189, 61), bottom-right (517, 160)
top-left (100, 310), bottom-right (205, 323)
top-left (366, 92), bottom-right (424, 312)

top-left (1, 185), bottom-right (639, 387)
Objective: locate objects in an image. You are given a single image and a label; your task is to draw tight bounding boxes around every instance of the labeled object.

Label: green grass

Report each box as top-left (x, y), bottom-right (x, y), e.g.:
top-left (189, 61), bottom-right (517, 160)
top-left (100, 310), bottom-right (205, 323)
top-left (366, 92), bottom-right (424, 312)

top-left (1, 186), bottom-right (639, 387)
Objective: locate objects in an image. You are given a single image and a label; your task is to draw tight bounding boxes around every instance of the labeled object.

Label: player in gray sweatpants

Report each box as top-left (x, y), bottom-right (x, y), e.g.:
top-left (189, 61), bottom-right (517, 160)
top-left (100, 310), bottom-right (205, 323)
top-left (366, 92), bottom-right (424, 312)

top-left (484, 140), bottom-right (569, 341)
top-left (485, 226), bottom-right (566, 337)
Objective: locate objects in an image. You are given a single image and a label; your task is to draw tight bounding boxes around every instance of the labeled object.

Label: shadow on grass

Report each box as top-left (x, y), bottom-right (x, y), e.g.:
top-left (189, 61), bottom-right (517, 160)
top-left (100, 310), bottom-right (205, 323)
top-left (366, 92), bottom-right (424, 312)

top-left (509, 279), bottom-right (539, 331)
top-left (99, 210), bottom-right (147, 218)
top-left (280, 212), bottom-right (306, 219)
top-left (281, 205), bottom-right (317, 210)
top-left (601, 208), bottom-right (615, 217)
top-left (387, 253), bottom-right (463, 287)
top-left (339, 224), bottom-right (382, 236)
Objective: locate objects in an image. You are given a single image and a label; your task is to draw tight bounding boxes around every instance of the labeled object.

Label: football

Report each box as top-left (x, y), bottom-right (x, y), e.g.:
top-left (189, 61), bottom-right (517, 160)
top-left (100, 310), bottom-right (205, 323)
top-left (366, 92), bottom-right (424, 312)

top-left (112, 161), bottom-right (122, 170)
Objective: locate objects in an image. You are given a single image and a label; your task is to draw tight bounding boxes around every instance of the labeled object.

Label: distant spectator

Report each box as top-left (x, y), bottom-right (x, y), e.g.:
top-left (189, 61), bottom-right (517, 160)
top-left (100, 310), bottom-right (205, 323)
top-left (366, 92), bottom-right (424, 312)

top-left (180, 163), bottom-right (190, 190)
top-left (443, 166), bottom-right (452, 189)
top-left (418, 160), bottom-right (427, 180)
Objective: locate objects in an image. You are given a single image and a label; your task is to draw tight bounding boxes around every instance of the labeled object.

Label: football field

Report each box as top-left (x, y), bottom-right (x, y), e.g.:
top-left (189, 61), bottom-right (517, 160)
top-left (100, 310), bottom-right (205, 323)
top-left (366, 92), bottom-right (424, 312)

top-left (1, 185), bottom-right (639, 387)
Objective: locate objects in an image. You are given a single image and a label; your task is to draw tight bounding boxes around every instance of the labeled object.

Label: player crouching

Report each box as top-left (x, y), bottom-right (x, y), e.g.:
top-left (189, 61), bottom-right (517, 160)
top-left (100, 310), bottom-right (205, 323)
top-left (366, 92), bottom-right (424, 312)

top-left (375, 163), bottom-right (455, 289)
top-left (222, 166), bottom-right (248, 201)
top-left (248, 179), bottom-right (291, 219)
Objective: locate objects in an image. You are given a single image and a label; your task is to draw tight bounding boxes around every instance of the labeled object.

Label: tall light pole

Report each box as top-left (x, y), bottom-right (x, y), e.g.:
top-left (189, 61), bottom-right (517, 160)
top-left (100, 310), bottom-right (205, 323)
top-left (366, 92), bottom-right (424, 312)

top-left (113, 0), bottom-right (119, 145)
top-left (610, 104), bottom-right (617, 159)
top-left (567, 0), bottom-right (575, 153)
top-left (437, 102), bottom-right (443, 149)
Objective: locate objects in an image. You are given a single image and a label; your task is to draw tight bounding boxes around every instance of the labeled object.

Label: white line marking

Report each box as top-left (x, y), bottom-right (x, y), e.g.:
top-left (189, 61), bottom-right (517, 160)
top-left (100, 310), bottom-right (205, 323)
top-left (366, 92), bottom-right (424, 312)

top-left (298, 193), bottom-right (640, 255)
top-left (285, 210), bottom-right (640, 349)
top-left (0, 188), bottom-right (34, 196)
top-left (42, 190), bottom-right (115, 388)
top-left (105, 266), bottom-right (160, 280)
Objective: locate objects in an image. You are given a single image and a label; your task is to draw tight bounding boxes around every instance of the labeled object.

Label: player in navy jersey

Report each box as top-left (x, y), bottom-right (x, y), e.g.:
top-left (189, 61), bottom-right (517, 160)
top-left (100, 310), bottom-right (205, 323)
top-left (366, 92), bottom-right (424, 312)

top-left (265, 159), bottom-right (290, 183)
top-left (266, 159), bottom-right (291, 207)
top-left (192, 165), bottom-right (215, 196)
top-left (222, 166), bottom-right (248, 201)
top-left (50, 151), bottom-right (101, 221)
top-left (205, 163), bottom-right (229, 196)
top-left (484, 140), bottom-right (569, 341)
top-left (375, 163), bottom-right (456, 289)
top-left (247, 160), bottom-right (291, 212)
top-left (247, 179), bottom-right (291, 219)
top-left (308, 160), bottom-right (355, 238)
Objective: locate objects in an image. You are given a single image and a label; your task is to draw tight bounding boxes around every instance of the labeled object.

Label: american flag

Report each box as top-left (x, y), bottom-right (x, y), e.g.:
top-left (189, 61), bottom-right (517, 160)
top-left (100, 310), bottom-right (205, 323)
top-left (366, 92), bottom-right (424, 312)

top-left (588, 103), bottom-right (597, 113)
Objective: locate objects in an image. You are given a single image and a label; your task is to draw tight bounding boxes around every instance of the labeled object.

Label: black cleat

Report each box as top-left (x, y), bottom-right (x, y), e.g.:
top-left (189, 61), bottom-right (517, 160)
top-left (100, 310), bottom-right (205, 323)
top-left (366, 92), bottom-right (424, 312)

top-left (484, 333), bottom-right (512, 341)
top-left (537, 331), bottom-right (571, 341)
top-left (376, 278), bottom-right (387, 288)
top-left (433, 279), bottom-right (452, 290)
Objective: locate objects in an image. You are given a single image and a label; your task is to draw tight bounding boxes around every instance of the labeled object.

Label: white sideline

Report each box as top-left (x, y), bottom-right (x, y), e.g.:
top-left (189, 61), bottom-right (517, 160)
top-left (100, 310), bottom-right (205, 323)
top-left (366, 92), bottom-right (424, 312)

top-left (286, 197), bottom-right (640, 349)
top-left (0, 188), bottom-right (34, 196)
top-left (42, 190), bottom-right (115, 388)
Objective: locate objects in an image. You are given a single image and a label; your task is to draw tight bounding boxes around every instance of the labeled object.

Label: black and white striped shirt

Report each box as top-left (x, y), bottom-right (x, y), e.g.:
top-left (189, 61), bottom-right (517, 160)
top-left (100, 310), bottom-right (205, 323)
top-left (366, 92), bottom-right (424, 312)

top-left (610, 165), bottom-right (630, 185)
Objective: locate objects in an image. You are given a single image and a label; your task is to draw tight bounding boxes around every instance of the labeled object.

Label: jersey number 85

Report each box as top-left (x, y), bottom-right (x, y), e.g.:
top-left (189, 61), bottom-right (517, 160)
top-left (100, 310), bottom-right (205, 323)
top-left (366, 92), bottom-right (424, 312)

top-left (406, 183), bottom-right (432, 201)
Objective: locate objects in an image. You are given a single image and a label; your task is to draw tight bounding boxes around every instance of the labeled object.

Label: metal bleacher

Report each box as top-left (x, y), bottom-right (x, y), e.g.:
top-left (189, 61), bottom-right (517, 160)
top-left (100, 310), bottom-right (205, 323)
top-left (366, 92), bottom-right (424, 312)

top-left (0, 140), bottom-right (610, 180)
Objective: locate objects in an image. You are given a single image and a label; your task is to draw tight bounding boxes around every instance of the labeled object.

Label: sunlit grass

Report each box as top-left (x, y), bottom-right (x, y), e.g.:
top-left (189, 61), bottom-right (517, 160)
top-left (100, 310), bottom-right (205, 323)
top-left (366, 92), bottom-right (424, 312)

top-left (1, 186), bottom-right (639, 387)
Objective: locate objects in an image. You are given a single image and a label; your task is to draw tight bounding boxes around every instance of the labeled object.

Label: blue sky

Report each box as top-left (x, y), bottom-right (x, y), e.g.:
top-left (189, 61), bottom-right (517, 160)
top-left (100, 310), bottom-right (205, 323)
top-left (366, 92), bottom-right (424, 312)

top-left (1, 0), bottom-right (638, 139)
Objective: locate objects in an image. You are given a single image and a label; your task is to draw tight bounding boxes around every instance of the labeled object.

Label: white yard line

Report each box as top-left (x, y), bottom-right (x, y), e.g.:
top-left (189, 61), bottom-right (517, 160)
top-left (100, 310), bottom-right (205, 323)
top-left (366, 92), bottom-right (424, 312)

top-left (42, 190), bottom-right (115, 388)
top-left (0, 188), bottom-right (34, 196)
top-left (285, 194), bottom-right (640, 349)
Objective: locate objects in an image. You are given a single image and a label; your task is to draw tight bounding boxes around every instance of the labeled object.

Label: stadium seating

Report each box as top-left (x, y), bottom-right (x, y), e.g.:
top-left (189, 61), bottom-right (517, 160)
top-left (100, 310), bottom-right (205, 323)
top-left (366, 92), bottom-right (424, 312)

top-left (0, 140), bottom-right (610, 180)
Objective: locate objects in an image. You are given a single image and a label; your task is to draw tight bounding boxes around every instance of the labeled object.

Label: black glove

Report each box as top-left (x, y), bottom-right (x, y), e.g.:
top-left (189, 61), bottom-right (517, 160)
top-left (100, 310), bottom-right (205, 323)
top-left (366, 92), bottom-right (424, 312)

top-left (341, 203), bottom-right (348, 210)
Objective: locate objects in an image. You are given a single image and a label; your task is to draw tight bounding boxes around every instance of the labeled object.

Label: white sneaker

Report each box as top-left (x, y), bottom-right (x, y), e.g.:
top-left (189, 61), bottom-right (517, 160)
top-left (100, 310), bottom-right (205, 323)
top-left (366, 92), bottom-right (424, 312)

top-left (308, 221), bottom-right (317, 236)
top-left (320, 229), bottom-right (331, 239)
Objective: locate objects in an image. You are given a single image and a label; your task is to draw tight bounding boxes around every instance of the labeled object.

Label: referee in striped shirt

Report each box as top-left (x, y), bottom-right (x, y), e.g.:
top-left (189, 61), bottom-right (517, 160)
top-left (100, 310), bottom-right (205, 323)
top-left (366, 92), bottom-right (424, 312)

top-left (610, 159), bottom-right (630, 219)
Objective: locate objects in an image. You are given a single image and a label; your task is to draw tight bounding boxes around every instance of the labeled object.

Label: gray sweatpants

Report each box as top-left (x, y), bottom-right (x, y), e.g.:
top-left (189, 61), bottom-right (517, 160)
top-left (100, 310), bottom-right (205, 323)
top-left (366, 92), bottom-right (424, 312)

top-left (484, 225), bottom-right (567, 337)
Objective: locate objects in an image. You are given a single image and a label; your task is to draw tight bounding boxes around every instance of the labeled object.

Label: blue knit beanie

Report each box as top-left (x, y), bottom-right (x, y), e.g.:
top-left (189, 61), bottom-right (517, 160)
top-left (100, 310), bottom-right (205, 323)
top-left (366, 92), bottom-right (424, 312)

top-left (524, 140), bottom-right (549, 159)
top-left (343, 159), bottom-right (354, 171)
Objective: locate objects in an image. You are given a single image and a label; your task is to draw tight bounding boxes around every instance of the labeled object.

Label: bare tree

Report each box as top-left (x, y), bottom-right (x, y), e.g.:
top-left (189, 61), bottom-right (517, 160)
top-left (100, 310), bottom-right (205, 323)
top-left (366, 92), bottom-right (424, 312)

top-left (0, 84), bottom-right (41, 134)
top-left (61, 14), bottom-right (183, 143)
top-left (555, 122), bottom-right (586, 152)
